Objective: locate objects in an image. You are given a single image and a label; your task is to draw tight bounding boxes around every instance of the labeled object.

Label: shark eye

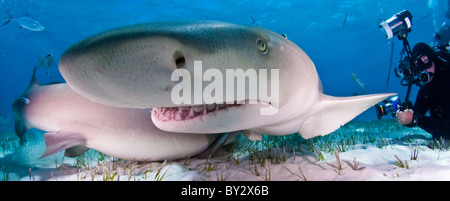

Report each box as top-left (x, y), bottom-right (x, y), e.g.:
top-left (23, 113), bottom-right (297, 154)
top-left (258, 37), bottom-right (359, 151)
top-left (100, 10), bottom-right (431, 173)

top-left (256, 39), bottom-right (268, 54)
top-left (18, 97), bottom-right (30, 105)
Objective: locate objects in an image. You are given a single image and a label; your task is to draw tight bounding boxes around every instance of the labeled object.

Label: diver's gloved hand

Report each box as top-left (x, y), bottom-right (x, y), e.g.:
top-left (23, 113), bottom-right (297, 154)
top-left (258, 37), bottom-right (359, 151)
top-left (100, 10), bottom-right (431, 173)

top-left (396, 109), bottom-right (414, 125)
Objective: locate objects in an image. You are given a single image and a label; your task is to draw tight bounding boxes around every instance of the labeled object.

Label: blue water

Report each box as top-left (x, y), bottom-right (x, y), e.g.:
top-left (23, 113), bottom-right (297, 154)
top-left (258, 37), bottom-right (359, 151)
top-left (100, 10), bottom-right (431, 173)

top-left (0, 0), bottom-right (448, 132)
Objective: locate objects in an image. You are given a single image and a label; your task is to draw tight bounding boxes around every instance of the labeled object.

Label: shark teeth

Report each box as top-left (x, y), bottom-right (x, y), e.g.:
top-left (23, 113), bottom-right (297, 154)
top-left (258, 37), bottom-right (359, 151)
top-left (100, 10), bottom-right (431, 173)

top-left (152, 102), bottom-right (239, 121)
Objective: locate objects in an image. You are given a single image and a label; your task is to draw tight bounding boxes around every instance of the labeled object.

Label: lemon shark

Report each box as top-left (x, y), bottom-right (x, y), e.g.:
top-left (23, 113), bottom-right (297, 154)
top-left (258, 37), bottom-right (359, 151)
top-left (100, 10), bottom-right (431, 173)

top-left (12, 67), bottom-right (222, 161)
top-left (59, 21), bottom-right (395, 140)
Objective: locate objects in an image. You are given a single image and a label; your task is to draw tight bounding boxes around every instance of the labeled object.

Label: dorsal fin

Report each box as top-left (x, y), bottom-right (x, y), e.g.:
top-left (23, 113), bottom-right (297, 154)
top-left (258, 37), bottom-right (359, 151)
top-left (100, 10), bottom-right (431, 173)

top-left (26, 66), bottom-right (40, 92)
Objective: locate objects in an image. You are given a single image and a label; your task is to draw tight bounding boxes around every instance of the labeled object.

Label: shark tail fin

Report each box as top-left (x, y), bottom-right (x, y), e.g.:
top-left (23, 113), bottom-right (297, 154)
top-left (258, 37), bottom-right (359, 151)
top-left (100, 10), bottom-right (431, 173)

top-left (12, 67), bottom-right (39, 144)
top-left (298, 93), bottom-right (396, 139)
top-left (40, 131), bottom-right (87, 158)
top-left (14, 117), bottom-right (28, 145)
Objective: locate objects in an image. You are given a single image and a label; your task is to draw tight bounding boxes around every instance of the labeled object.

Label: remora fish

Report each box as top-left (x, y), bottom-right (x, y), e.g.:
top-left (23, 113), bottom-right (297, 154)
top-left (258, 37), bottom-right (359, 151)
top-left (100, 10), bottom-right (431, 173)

top-left (351, 72), bottom-right (366, 95)
top-left (343, 14), bottom-right (349, 30)
top-left (59, 21), bottom-right (395, 139)
top-left (37, 54), bottom-right (55, 75)
top-left (12, 67), bottom-right (221, 161)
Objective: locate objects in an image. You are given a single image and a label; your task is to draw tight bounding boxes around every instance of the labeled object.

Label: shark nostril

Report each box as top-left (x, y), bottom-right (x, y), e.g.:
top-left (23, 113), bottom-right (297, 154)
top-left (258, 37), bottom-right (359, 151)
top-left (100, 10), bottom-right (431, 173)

top-left (175, 56), bottom-right (185, 68)
top-left (173, 50), bottom-right (186, 69)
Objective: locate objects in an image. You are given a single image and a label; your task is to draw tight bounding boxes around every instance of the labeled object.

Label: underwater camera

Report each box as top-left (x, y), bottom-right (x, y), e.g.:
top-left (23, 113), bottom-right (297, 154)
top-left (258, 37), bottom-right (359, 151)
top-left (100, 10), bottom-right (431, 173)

top-left (395, 48), bottom-right (435, 86)
top-left (379, 10), bottom-right (412, 39)
top-left (375, 95), bottom-right (401, 119)
top-left (376, 10), bottom-right (415, 119)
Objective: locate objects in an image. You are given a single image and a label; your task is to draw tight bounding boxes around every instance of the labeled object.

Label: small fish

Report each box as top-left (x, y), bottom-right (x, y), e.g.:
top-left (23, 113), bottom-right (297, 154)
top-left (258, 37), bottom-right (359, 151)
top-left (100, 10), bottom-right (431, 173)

top-left (342, 14), bottom-right (349, 30)
top-left (2, 11), bottom-right (44, 32)
top-left (420, 13), bottom-right (430, 21)
top-left (281, 33), bottom-right (288, 39)
top-left (250, 16), bottom-right (260, 26)
top-left (38, 54), bottom-right (55, 75)
top-left (351, 73), bottom-right (366, 95)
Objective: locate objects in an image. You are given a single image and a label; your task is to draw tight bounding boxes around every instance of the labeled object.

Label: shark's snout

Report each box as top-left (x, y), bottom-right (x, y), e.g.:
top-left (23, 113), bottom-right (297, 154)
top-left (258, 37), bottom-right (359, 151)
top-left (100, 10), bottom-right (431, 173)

top-left (59, 32), bottom-right (190, 108)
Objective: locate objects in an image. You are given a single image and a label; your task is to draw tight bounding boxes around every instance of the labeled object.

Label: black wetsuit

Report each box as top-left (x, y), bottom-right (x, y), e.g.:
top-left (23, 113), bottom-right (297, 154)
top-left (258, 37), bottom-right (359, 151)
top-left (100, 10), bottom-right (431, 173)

top-left (409, 54), bottom-right (450, 139)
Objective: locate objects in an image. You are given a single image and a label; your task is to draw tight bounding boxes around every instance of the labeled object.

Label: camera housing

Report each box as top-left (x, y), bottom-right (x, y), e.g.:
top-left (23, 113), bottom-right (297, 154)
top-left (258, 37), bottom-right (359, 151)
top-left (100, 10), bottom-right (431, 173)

top-left (380, 10), bottom-right (413, 39)
top-left (375, 95), bottom-right (401, 119)
top-left (395, 49), bottom-right (435, 86)
top-left (394, 54), bottom-right (411, 80)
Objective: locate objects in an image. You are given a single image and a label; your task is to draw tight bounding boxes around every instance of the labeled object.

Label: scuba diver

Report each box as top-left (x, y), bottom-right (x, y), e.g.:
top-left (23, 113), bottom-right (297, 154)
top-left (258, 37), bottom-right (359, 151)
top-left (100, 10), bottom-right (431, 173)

top-left (376, 7), bottom-right (450, 139)
top-left (396, 43), bottom-right (450, 139)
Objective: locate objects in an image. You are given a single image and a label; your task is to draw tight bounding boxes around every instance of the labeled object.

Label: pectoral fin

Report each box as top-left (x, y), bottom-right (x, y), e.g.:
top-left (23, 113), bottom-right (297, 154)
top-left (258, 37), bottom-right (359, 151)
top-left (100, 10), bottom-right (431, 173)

top-left (64, 146), bottom-right (90, 157)
top-left (196, 133), bottom-right (230, 159)
top-left (243, 130), bottom-right (263, 141)
top-left (298, 93), bottom-right (396, 139)
top-left (40, 131), bottom-right (87, 158)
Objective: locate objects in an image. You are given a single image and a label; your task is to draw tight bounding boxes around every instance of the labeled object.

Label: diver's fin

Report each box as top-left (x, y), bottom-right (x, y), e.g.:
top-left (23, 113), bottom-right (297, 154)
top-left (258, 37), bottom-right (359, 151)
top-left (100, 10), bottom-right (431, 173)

top-left (14, 117), bottom-right (28, 145)
top-left (64, 146), bottom-right (90, 157)
top-left (298, 93), bottom-right (396, 139)
top-left (243, 130), bottom-right (263, 141)
top-left (40, 131), bottom-right (86, 158)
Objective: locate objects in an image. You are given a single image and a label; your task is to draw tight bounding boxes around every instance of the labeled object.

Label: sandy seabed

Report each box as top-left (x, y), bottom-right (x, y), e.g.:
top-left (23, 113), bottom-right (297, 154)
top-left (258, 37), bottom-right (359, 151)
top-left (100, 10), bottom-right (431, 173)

top-left (1, 119), bottom-right (450, 181)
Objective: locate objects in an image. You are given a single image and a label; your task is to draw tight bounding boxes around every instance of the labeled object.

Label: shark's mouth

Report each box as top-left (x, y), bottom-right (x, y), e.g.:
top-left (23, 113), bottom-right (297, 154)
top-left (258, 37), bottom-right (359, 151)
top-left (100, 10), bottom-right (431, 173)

top-left (152, 101), bottom-right (242, 121)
